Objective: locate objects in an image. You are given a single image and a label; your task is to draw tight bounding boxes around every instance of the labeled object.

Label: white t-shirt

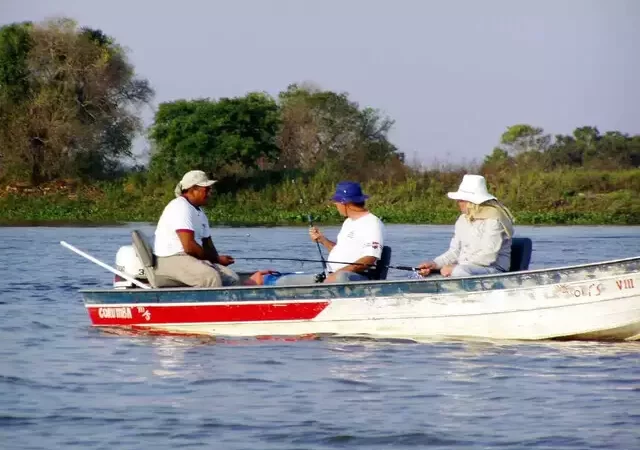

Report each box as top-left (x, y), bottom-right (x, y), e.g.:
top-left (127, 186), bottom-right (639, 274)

top-left (327, 213), bottom-right (385, 272)
top-left (153, 196), bottom-right (211, 257)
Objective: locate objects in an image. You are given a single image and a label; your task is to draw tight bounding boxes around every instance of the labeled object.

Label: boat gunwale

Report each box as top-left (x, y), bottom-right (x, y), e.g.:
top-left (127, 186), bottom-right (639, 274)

top-left (79, 254), bottom-right (640, 294)
top-left (82, 290), bottom-right (640, 312)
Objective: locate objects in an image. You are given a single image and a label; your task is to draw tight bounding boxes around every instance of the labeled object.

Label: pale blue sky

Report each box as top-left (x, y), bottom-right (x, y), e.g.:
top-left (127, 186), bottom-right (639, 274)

top-left (2, 0), bottom-right (638, 165)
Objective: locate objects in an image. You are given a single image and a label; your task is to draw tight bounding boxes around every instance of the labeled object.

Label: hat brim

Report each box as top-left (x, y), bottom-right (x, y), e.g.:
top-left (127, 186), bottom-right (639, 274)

top-left (195, 180), bottom-right (217, 187)
top-left (330, 194), bottom-right (369, 203)
top-left (447, 191), bottom-right (495, 204)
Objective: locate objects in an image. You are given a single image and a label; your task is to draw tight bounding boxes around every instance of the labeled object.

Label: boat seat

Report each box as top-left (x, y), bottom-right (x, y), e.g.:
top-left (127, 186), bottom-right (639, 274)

top-left (131, 230), bottom-right (159, 288)
top-left (509, 237), bottom-right (532, 272)
top-left (131, 229), bottom-right (189, 288)
top-left (366, 245), bottom-right (392, 280)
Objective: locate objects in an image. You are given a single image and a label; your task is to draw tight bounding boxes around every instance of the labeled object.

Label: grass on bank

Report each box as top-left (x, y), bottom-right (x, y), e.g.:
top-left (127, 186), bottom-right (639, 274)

top-left (1, 168), bottom-right (640, 225)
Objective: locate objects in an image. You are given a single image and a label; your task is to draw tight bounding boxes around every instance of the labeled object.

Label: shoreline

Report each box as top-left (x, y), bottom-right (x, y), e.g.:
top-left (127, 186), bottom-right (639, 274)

top-left (2, 219), bottom-right (640, 228)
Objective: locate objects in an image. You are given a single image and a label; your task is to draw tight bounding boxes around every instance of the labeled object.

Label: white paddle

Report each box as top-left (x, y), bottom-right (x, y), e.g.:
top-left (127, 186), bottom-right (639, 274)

top-left (60, 241), bottom-right (151, 290)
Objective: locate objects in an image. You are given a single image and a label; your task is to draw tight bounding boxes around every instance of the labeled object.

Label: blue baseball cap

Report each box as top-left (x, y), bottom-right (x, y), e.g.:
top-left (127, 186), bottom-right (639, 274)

top-left (330, 181), bottom-right (369, 204)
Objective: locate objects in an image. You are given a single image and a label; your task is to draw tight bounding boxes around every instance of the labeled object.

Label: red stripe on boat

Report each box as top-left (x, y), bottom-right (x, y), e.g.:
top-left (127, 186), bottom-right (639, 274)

top-left (86, 302), bottom-right (330, 326)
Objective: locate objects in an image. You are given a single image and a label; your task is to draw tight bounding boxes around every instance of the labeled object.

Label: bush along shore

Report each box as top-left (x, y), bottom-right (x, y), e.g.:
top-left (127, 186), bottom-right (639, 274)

top-left (1, 168), bottom-right (640, 226)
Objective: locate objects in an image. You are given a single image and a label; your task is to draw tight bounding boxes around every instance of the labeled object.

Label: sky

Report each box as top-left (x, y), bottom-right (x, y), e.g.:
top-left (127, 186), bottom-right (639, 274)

top-left (2, 0), bottom-right (639, 166)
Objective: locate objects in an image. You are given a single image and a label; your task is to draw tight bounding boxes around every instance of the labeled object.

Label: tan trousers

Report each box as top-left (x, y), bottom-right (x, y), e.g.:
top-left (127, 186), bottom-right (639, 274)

top-left (154, 254), bottom-right (240, 288)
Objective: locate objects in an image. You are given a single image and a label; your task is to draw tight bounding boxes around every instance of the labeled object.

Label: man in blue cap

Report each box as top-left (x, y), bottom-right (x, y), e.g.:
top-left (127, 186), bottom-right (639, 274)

top-left (276, 181), bottom-right (385, 285)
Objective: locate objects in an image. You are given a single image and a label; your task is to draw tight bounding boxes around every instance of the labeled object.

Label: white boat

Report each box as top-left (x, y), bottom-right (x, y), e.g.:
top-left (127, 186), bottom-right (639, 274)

top-left (65, 231), bottom-right (640, 342)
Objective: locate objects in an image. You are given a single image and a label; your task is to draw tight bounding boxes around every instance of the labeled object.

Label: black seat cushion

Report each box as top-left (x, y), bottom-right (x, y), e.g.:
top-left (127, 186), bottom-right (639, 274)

top-left (367, 246), bottom-right (392, 280)
top-left (509, 237), bottom-right (532, 272)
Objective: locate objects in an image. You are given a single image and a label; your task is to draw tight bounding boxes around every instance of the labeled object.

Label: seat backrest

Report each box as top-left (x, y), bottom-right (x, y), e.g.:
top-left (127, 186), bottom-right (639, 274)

top-left (509, 237), bottom-right (532, 272)
top-left (367, 246), bottom-right (392, 280)
top-left (131, 229), bottom-right (158, 288)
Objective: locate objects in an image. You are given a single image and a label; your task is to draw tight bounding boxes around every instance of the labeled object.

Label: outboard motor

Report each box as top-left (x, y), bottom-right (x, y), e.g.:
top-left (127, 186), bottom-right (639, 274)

top-left (114, 245), bottom-right (147, 288)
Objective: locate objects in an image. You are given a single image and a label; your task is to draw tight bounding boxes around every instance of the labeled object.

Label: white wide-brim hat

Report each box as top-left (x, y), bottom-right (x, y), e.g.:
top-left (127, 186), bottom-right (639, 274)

top-left (447, 174), bottom-right (496, 204)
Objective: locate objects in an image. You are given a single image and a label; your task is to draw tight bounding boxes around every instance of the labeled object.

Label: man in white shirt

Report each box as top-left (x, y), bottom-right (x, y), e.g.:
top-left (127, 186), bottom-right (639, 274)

top-left (276, 181), bottom-right (385, 285)
top-left (153, 170), bottom-right (240, 287)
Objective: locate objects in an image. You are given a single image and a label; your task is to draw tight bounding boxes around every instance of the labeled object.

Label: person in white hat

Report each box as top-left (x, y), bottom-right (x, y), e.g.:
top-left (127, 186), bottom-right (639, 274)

top-left (417, 174), bottom-right (515, 278)
top-left (152, 170), bottom-right (241, 287)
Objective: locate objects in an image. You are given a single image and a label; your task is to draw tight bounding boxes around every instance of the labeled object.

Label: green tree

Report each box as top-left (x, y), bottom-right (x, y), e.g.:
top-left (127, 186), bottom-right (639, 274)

top-left (148, 92), bottom-right (281, 180)
top-left (573, 126), bottom-right (600, 163)
top-left (500, 124), bottom-right (551, 155)
top-left (630, 136), bottom-right (640, 167)
top-left (481, 147), bottom-right (513, 174)
top-left (0, 22), bottom-right (33, 105)
top-left (542, 127), bottom-right (640, 170)
top-left (0, 18), bottom-right (153, 184)
top-left (593, 131), bottom-right (633, 168)
top-left (276, 83), bottom-right (400, 178)
top-left (546, 134), bottom-right (582, 167)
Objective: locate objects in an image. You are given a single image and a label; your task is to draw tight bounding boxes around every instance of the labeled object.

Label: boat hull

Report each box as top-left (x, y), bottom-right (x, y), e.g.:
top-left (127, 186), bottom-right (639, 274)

top-left (81, 256), bottom-right (640, 342)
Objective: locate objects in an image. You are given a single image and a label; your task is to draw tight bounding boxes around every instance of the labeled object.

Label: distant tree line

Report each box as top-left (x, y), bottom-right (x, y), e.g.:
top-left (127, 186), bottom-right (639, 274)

top-left (2, 18), bottom-right (639, 189)
top-left (483, 124), bottom-right (640, 174)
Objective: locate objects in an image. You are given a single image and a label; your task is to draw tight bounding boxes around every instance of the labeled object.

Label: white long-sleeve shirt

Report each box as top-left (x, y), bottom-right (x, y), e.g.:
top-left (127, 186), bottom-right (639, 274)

top-left (434, 215), bottom-right (512, 271)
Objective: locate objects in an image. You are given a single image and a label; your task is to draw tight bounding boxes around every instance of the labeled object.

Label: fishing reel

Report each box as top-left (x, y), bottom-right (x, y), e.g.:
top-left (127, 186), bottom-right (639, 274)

top-left (314, 272), bottom-right (327, 283)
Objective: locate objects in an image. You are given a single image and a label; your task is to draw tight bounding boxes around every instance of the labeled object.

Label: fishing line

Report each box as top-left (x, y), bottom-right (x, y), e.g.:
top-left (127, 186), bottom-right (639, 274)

top-left (235, 256), bottom-right (419, 272)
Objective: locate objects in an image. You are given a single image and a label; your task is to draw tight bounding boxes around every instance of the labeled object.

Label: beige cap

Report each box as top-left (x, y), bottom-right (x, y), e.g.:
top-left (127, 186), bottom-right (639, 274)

top-left (174, 170), bottom-right (217, 197)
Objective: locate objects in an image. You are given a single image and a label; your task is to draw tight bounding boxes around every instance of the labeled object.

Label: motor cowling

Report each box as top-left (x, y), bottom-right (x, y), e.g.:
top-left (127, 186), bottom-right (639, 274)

top-left (114, 245), bottom-right (147, 288)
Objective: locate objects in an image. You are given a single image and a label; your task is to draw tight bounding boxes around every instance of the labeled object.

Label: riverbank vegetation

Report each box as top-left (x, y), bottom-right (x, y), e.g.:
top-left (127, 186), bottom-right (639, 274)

top-left (1, 167), bottom-right (639, 225)
top-left (1, 18), bottom-right (639, 225)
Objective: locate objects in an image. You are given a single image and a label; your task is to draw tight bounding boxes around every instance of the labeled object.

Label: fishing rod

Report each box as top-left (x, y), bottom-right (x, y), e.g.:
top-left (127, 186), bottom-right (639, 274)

top-left (290, 176), bottom-right (328, 277)
top-left (307, 213), bottom-right (329, 276)
top-left (235, 256), bottom-right (419, 272)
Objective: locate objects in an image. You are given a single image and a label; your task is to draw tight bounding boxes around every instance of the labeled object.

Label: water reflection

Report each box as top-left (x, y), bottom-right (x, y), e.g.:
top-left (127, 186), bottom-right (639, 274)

top-left (150, 337), bottom-right (194, 378)
top-left (325, 341), bottom-right (384, 385)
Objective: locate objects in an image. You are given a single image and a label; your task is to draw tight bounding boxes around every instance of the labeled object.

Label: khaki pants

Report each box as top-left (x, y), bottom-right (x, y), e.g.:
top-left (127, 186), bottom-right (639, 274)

top-left (154, 254), bottom-right (240, 288)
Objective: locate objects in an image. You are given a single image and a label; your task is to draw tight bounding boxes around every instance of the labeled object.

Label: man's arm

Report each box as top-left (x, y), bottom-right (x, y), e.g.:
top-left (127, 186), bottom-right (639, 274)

top-left (176, 230), bottom-right (210, 261)
top-left (203, 236), bottom-right (234, 266)
top-left (334, 255), bottom-right (377, 274)
top-left (433, 217), bottom-right (463, 269)
top-left (202, 236), bottom-right (220, 264)
top-left (175, 232), bottom-right (234, 266)
top-left (309, 226), bottom-right (336, 251)
top-left (316, 235), bottom-right (336, 251)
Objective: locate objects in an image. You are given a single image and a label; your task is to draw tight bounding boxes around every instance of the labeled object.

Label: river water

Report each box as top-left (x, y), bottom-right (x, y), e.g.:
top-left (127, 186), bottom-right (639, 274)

top-left (1, 224), bottom-right (639, 449)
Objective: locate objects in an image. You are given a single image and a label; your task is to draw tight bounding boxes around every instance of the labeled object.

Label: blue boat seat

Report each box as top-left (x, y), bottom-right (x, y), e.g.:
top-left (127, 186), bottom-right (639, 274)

top-left (366, 245), bottom-right (392, 280)
top-left (509, 237), bottom-right (532, 272)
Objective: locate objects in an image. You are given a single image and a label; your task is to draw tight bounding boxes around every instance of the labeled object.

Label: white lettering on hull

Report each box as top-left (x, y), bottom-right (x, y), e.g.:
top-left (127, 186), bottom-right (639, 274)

top-left (98, 307), bottom-right (133, 319)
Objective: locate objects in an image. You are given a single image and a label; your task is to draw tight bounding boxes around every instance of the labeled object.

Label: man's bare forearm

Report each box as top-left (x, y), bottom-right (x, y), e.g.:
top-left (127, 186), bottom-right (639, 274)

top-left (336, 256), bottom-right (377, 274)
top-left (202, 238), bottom-right (220, 264)
top-left (181, 240), bottom-right (207, 259)
top-left (318, 236), bottom-right (336, 251)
